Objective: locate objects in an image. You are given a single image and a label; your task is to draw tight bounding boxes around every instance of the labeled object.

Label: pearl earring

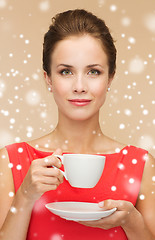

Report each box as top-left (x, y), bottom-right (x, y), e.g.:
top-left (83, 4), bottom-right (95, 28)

top-left (48, 87), bottom-right (52, 92)
top-left (107, 87), bottom-right (111, 92)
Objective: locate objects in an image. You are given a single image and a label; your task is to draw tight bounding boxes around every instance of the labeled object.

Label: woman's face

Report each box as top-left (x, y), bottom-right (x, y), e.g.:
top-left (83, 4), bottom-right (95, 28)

top-left (46, 34), bottom-right (113, 121)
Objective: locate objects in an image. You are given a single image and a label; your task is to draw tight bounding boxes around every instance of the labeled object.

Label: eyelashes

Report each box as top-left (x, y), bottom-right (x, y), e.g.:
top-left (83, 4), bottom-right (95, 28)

top-left (60, 69), bottom-right (72, 75)
top-left (59, 68), bottom-right (101, 76)
top-left (88, 69), bottom-right (101, 75)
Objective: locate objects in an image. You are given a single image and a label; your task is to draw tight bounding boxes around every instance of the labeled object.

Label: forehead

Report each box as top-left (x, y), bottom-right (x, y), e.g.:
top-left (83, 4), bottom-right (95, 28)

top-left (51, 34), bottom-right (108, 66)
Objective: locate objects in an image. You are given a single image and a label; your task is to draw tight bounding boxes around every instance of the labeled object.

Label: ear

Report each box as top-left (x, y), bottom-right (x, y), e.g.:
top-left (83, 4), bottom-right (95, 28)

top-left (44, 71), bottom-right (52, 92)
top-left (107, 74), bottom-right (114, 89)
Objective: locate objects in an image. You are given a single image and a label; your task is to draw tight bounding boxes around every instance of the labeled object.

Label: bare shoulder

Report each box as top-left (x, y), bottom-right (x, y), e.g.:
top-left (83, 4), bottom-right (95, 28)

top-left (98, 135), bottom-right (126, 154)
top-left (0, 147), bottom-right (14, 186)
top-left (0, 147), bottom-right (15, 227)
top-left (26, 133), bottom-right (55, 152)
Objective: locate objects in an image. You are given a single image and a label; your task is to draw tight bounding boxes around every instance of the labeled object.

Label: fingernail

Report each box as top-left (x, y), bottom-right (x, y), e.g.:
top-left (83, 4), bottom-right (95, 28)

top-left (59, 160), bottom-right (62, 167)
top-left (98, 201), bottom-right (104, 208)
top-left (56, 148), bottom-right (62, 153)
top-left (44, 158), bottom-right (49, 163)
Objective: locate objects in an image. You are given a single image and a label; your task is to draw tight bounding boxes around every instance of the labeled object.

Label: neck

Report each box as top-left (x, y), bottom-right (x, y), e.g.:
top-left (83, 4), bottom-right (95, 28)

top-left (52, 114), bottom-right (104, 153)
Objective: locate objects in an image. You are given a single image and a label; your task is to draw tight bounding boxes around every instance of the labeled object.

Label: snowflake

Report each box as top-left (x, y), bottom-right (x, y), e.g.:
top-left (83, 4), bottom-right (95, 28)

top-left (119, 123), bottom-right (125, 130)
top-left (110, 4), bottom-right (117, 12)
top-left (128, 37), bottom-right (136, 44)
top-left (16, 164), bottom-right (22, 170)
top-left (25, 90), bottom-right (41, 106)
top-left (98, 0), bottom-right (105, 8)
top-left (10, 206), bottom-right (17, 213)
top-left (9, 192), bottom-right (14, 197)
top-left (15, 137), bottom-right (21, 142)
top-left (10, 118), bottom-right (15, 124)
top-left (50, 233), bottom-right (63, 240)
top-left (132, 159), bottom-right (137, 164)
top-left (0, 80), bottom-right (6, 98)
top-left (27, 132), bottom-right (32, 138)
top-left (152, 176), bottom-right (155, 182)
top-left (122, 149), bottom-right (128, 155)
top-left (17, 148), bottom-right (23, 153)
top-left (142, 109), bottom-right (149, 115)
top-left (39, 1), bottom-right (50, 11)
top-left (139, 194), bottom-right (145, 200)
top-left (118, 163), bottom-right (125, 170)
top-left (25, 39), bottom-right (29, 44)
top-left (111, 186), bottom-right (117, 191)
top-left (144, 13), bottom-right (155, 33)
top-left (9, 53), bottom-right (13, 57)
top-left (8, 163), bottom-right (13, 168)
top-left (115, 148), bottom-right (120, 153)
top-left (32, 73), bottom-right (39, 80)
top-left (40, 111), bottom-right (47, 118)
top-left (121, 17), bottom-right (131, 27)
top-left (138, 135), bottom-right (154, 150)
top-left (129, 56), bottom-right (145, 74)
top-left (124, 109), bottom-right (132, 116)
top-left (129, 178), bottom-right (135, 184)
top-left (26, 126), bottom-right (34, 132)
top-left (0, 0), bottom-right (7, 8)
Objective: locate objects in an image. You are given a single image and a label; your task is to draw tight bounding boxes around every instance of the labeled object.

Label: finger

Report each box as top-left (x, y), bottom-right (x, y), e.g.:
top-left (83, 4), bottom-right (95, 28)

top-left (52, 148), bottom-right (63, 166)
top-left (40, 183), bottom-right (59, 192)
top-left (42, 155), bottom-right (62, 168)
top-left (43, 168), bottom-right (64, 182)
top-left (43, 167), bottom-right (64, 180)
top-left (44, 148), bottom-right (63, 167)
top-left (79, 212), bottom-right (117, 226)
top-left (98, 199), bottom-right (120, 210)
top-left (40, 176), bottom-right (63, 185)
top-left (79, 211), bottom-right (124, 229)
top-left (78, 219), bottom-right (106, 229)
top-left (40, 167), bottom-right (63, 177)
top-left (99, 199), bottom-right (133, 212)
top-left (53, 148), bottom-right (63, 156)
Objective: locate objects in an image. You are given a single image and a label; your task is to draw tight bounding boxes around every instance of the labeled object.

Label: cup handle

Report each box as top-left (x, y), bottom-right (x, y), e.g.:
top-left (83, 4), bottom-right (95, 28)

top-left (54, 155), bottom-right (68, 180)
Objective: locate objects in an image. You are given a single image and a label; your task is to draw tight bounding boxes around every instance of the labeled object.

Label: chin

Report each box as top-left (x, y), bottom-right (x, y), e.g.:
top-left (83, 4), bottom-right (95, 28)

top-left (68, 114), bottom-right (95, 122)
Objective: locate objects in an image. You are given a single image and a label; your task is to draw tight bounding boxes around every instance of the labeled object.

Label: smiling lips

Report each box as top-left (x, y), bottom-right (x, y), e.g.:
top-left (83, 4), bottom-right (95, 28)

top-left (68, 99), bottom-right (92, 106)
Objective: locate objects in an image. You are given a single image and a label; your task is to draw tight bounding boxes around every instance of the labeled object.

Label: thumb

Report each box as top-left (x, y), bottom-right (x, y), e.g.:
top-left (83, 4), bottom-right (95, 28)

top-left (99, 199), bottom-right (121, 211)
top-left (53, 148), bottom-right (63, 166)
top-left (98, 199), bottom-right (114, 210)
top-left (53, 148), bottom-right (63, 155)
top-left (98, 201), bottom-right (105, 209)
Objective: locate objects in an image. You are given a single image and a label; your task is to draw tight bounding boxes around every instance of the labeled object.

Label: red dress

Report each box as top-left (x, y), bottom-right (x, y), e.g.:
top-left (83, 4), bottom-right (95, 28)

top-left (6, 142), bottom-right (147, 240)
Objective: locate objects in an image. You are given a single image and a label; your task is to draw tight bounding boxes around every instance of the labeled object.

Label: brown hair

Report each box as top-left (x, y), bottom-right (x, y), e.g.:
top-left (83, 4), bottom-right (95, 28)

top-left (43, 9), bottom-right (116, 77)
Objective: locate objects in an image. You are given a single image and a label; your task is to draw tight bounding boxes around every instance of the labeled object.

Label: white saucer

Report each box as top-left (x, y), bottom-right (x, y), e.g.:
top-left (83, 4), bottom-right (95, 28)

top-left (45, 202), bottom-right (117, 221)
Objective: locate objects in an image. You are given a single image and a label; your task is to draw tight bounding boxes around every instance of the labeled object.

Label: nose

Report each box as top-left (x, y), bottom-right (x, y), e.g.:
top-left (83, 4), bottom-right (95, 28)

top-left (72, 74), bottom-right (87, 93)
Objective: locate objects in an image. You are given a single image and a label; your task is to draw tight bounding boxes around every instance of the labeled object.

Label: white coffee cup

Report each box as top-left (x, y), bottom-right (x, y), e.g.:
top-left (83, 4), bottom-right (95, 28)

top-left (54, 154), bottom-right (105, 188)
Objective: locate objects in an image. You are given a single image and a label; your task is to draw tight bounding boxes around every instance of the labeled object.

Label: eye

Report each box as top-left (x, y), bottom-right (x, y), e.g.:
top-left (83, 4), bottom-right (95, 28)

top-left (60, 69), bottom-right (72, 75)
top-left (88, 69), bottom-right (101, 75)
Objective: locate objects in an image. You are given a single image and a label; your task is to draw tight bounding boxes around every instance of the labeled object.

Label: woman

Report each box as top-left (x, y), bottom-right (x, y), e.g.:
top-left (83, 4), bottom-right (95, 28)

top-left (0, 9), bottom-right (155, 240)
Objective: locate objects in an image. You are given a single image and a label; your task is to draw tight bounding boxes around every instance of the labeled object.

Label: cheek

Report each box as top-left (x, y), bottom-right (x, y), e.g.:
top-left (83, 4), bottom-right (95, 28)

top-left (90, 82), bottom-right (108, 108)
top-left (52, 81), bottom-right (68, 104)
top-left (91, 83), bottom-right (107, 97)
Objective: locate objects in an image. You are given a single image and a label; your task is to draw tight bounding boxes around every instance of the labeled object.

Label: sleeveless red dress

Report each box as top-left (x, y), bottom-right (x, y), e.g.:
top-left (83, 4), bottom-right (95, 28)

top-left (6, 142), bottom-right (147, 240)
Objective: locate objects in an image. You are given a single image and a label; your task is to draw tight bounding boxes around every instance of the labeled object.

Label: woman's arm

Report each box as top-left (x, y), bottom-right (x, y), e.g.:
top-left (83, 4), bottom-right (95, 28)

top-left (0, 147), bottom-right (33, 240)
top-left (79, 153), bottom-right (155, 240)
top-left (134, 153), bottom-right (155, 238)
top-left (0, 147), bottom-right (63, 240)
top-left (0, 186), bottom-right (34, 240)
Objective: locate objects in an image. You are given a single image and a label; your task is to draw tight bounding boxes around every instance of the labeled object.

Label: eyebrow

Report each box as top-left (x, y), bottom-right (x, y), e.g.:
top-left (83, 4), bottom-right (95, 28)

top-left (56, 64), bottom-right (104, 68)
top-left (56, 64), bottom-right (73, 68)
top-left (86, 64), bottom-right (104, 69)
